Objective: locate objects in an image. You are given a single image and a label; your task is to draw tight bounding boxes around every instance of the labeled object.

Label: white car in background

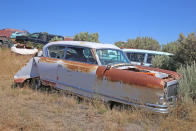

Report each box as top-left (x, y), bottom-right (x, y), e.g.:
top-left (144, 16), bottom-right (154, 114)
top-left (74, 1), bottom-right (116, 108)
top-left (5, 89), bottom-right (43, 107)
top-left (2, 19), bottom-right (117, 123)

top-left (123, 49), bottom-right (173, 67)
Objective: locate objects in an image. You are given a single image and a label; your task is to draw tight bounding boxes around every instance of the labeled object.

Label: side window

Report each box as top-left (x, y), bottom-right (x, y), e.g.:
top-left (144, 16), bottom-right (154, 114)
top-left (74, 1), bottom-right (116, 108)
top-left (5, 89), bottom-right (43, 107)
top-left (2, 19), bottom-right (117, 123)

top-left (65, 47), bottom-right (78, 60)
top-left (126, 53), bottom-right (131, 60)
top-left (147, 54), bottom-right (156, 64)
top-left (130, 53), bottom-right (145, 62)
top-left (65, 47), bottom-right (97, 64)
top-left (48, 46), bottom-right (65, 59)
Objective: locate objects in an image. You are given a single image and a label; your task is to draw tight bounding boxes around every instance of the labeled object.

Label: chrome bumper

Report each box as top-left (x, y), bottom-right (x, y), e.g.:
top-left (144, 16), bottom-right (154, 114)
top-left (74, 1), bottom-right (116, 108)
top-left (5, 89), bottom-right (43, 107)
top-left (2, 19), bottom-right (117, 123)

top-left (125, 99), bottom-right (177, 114)
top-left (144, 103), bottom-right (169, 114)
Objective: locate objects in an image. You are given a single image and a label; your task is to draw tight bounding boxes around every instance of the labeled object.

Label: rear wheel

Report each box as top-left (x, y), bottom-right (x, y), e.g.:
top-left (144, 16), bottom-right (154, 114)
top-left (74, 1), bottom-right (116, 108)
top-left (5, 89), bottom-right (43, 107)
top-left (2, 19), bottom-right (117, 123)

top-left (31, 77), bottom-right (41, 89)
top-left (0, 41), bottom-right (3, 48)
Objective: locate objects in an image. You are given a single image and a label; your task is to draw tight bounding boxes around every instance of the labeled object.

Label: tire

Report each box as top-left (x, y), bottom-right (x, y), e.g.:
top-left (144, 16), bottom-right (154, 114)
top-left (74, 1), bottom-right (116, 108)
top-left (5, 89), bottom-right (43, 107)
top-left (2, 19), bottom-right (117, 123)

top-left (31, 77), bottom-right (41, 89)
top-left (0, 41), bottom-right (3, 48)
top-left (109, 101), bottom-right (128, 111)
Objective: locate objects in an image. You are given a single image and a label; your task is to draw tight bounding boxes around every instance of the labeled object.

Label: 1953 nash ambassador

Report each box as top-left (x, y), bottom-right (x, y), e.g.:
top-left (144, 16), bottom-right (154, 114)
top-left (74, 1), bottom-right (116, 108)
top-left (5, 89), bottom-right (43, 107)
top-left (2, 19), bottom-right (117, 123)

top-left (14, 41), bottom-right (180, 113)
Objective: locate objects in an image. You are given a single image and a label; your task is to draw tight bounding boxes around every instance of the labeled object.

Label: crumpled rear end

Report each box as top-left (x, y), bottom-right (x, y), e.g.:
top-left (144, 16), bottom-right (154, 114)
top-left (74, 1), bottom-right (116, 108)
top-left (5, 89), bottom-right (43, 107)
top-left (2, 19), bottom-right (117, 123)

top-left (14, 58), bottom-right (40, 83)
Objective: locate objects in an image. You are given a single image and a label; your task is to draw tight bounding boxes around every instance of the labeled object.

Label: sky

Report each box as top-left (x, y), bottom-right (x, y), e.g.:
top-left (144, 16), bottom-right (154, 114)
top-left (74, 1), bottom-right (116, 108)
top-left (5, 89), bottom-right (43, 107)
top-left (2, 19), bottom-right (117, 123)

top-left (0, 0), bottom-right (195, 44)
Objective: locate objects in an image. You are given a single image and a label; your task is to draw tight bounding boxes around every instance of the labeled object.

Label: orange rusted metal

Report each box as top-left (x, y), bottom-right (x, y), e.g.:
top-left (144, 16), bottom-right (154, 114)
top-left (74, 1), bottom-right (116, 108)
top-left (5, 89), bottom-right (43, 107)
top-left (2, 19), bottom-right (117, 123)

top-left (164, 77), bottom-right (175, 82)
top-left (96, 66), bottom-right (165, 89)
top-left (139, 72), bottom-right (155, 76)
top-left (62, 60), bottom-right (97, 73)
top-left (41, 79), bottom-right (56, 87)
top-left (39, 57), bottom-right (59, 63)
top-left (39, 57), bottom-right (97, 73)
top-left (135, 65), bottom-right (180, 80)
top-left (14, 78), bottom-right (26, 83)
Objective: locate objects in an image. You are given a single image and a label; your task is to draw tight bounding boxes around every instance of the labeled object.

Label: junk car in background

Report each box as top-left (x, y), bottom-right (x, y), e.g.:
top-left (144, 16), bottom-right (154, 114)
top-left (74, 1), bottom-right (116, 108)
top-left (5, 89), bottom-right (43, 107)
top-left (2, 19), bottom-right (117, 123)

top-left (123, 49), bottom-right (173, 67)
top-left (16, 32), bottom-right (64, 44)
top-left (11, 44), bottom-right (38, 55)
top-left (0, 28), bottom-right (28, 39)
top-left (10, 31), bottom-right (28, 39)
top-left (0, 35), bottom-right (13, 48)
top-left (14, 41), bottom-right (180, 113)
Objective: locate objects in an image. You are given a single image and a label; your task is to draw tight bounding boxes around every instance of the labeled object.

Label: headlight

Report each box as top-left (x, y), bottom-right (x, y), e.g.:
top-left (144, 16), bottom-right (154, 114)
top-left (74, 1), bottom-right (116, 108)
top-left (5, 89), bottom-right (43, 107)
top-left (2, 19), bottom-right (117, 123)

top-left (158, 96), bottom-right (166, 105)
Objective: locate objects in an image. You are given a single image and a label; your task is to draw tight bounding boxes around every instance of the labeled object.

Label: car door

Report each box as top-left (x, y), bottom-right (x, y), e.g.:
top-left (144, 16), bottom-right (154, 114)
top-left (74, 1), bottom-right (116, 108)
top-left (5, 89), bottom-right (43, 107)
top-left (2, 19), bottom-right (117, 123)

top-left (57, 46), bottom-right (98, 97)
top-left (38, 45), bottom-right (66, 84)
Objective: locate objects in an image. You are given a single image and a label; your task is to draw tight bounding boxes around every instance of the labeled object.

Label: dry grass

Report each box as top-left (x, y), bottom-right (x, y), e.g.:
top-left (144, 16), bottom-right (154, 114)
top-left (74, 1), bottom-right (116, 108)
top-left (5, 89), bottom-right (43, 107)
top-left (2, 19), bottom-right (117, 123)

top-left (0, 49), bottom-right (196, 131)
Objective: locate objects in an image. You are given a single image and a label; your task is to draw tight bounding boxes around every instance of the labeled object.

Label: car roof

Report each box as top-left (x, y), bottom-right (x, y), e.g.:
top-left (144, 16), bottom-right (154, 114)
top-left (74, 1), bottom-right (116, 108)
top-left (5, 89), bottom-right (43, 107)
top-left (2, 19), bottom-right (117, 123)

top-left (122, 48), bottom-right (173, 56)
top-left (43, 41), bottom-right (120, 50)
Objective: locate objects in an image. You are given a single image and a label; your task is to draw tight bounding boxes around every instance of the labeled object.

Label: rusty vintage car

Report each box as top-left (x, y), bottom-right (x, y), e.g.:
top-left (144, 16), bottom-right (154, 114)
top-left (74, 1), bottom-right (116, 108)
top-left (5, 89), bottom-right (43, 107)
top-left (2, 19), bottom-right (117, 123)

top-left (14, 41), bottom-right (180, 113)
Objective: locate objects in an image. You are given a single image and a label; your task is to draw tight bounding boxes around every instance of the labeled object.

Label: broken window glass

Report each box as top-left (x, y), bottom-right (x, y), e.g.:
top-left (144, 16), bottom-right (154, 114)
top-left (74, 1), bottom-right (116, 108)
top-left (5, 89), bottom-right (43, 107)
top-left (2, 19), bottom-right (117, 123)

top-left (65, 47), bottom-right (97, 64)
top-left (48, 45), bottom-right (66, 59)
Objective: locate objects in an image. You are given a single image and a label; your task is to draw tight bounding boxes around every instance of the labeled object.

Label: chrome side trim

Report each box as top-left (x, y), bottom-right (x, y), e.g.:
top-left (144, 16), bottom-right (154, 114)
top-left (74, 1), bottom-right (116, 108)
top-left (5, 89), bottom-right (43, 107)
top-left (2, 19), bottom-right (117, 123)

top-left (41, 78), bottom-right (171, 114)
top-left (166, 80), bottom-right (178, 87)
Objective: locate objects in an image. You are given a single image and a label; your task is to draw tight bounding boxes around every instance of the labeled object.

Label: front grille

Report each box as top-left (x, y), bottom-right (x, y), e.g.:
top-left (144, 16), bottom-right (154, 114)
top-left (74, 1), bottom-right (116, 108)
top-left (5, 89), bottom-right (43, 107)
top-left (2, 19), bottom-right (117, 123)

top-left (166, 84), bottom-right (178, 98)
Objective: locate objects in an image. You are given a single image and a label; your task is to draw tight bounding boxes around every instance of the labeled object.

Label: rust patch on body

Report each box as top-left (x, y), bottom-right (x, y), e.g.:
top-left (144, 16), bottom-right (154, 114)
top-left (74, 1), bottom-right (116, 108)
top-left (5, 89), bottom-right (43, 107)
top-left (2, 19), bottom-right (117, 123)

top-left (61, 60), bottom-right (98, 73)
top-left (139, 72), bottom-right (155, 76)
top-left (39, 57), bottom-right (97, 73)
top-left (135, 65), bottom-right (180, 79)
top-left (39, 57), bottom-right (59, 63)
top-left (96, 66), bottom-right (164, 89)
top-left (41, 80), bottom-right (56, 87)
top-left (14, 78), bottom-right (26, 83)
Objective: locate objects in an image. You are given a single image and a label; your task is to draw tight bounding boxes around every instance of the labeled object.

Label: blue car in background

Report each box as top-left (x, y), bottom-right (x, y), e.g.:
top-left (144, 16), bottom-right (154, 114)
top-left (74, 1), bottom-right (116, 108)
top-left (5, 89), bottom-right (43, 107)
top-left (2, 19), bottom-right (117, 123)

top-left (10, 31), bottom-right (28, 39)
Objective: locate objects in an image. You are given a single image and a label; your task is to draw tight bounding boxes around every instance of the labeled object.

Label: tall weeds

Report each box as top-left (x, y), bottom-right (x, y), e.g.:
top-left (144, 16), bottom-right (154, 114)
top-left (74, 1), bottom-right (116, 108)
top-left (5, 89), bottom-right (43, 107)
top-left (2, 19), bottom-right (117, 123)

top-left (177, 62), bottom-right (196, 102)
top-left (0, 49), bottom-right (196, 130)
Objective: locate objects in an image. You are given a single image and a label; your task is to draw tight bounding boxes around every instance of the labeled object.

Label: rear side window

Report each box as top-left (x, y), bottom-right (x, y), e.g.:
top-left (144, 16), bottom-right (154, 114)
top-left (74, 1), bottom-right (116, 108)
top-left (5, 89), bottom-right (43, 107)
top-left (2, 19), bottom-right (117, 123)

top-left (48, 46), bottom-right (66, 59)
top-left (65, 47), bottom-right (97, 64)
top-left (127, 52), bottom-right (145, 62)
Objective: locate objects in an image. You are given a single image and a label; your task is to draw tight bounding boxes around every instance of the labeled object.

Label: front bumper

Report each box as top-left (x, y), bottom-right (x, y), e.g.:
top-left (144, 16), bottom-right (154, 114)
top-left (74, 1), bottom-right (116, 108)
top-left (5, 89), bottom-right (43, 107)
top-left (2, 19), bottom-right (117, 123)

top-left (144, 103), bottom-right (169, 114)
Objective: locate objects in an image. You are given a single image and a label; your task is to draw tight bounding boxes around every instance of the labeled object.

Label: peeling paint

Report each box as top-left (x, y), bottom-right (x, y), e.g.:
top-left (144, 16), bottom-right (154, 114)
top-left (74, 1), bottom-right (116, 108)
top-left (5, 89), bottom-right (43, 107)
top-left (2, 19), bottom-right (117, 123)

top-left (96, 66), bottom-right (165, 89)
top-left (39, 57), bottom-right (59, 63)
top-left (62, 60), bottom-right (97, 73)
top-left (39, 57), bottom-right (98, 73)
top-left (41, 79), bottom-right (56, 87)
top-left (136, 65), bottom-right (180, 80)
top-left (14, 78), bottom-right (26, 83)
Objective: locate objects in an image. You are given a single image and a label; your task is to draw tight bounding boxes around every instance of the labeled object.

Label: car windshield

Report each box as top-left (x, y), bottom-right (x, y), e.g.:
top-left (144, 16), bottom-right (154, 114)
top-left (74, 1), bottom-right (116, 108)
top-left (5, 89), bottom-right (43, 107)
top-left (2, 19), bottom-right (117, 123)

top-left (96, 49), bottom-right (129, 65)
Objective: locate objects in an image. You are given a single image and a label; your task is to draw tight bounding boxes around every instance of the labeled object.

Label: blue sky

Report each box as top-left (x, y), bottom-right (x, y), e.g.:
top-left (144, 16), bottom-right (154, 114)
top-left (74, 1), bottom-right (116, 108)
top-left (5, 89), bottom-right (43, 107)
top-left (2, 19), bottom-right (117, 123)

top-left (0, 0), bottom-right (195, 44)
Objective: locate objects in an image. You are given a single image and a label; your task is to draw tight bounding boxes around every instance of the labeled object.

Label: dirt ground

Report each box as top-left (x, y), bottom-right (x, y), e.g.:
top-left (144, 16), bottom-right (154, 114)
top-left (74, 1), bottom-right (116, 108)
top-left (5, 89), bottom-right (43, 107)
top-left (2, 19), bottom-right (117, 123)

top-left (0, 49), bottom-right (195, 131)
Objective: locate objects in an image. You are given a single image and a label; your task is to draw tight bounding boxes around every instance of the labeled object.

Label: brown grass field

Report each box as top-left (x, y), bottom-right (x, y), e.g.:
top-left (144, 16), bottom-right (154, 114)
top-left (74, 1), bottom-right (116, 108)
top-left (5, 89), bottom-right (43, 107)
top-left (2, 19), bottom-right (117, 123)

top-left (0, 48), bottom-right (196, 131)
